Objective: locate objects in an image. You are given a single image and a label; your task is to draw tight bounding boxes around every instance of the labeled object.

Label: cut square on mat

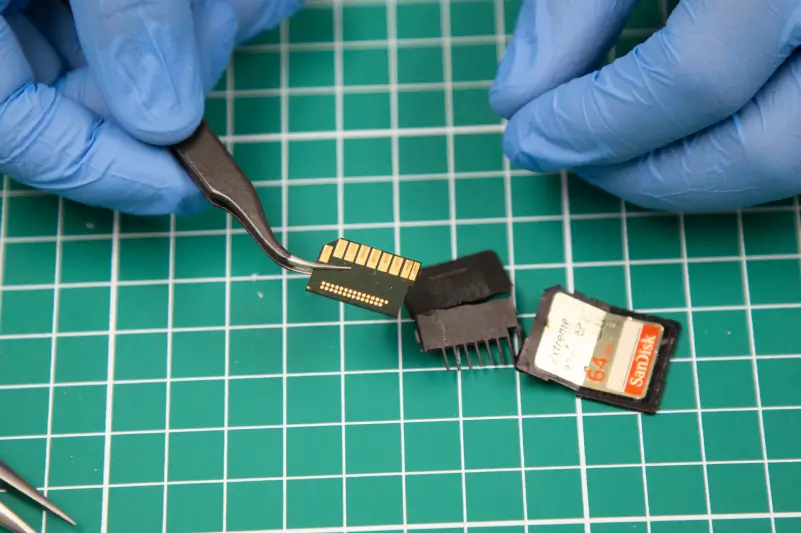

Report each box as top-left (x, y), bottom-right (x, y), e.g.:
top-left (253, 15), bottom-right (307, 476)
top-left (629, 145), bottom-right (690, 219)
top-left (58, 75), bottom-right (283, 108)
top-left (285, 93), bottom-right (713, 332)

top-left (289, 94), bottom-right (336, 132)
top-left (696, 359), bottom-right (757, 409)
top-left (1, 289), bottom-right (54, 335)
top-left (396, 2), bottom-right (441, 39)
top-left (288, 6), bottom-right (333, 42)
top-left (582, 414), bottom-right (642, 465)
top-left (404, 421), bottom-right (462, 472)
top-left (286, 374), bottom-right (341, 424)
top-left (586, 467), bottom-right (646, 518)
top-left (167, 431), bottom-right (224, 481)
top-left (345, 372), bottom-right (400, 422)
top-left (51, 385), bottom-right (107, 434)
top-left (572, 265), bottom-right (629, 309)
top-left (233, 95), bottom-right (281, 135)
top-left (286, 425), bottom-right (342, 476)
top-left (464, 471), bottom-right (524, 521)
top-left (342, 137), bottom-right (393, 174)
top-left (0, 338), bottom-right (51, 385)
top-left (118, 236), bottom-right (169, 281)
top-left (757, 357), bottom-right (801, 406)
top-left (347, 476), bottom-right (404, 526)
top-left (3, 241), bottom-right (55, 285)
top-left (683, 213), bottom-right (741, 257)
top-left (226, 481), bottom-right (283, 531)
top-left (171, 330), bottom-right (226, 378)
top-left (625, 215), bottom-right (682, 260)
top-left (707, 463), bottom-right (770, 514)
top-left (228, 377), bottom-right (282, 426)
top-left (461, 370), bottom-right (519, 417)
top-left (227, 428), bottom-right (283, 479)
top-left (450, 0), bottom-right (496, 36)
top-left (287, 183), bottom-right (338, 225)
top-left (525, 469), bottom-right (585, 520)
top-left (455, 176), bottom-right (506, 219)
top-left (397, 46), bottom-right (444, 84)
top-left (463, 418), bottom-right (521, 469)
top-left (343, 48), bottom-right (390, 86)
top-left (288, 50), bottom-right (335, 87)
top-left (692, 309), bottom-right (751, 357)
top-left (167, 484), bottom-right (223, 533)
top-left (344, 181), bottom-right (394, 224)
top-left (522, 416), bottom-right (580, 467)
top-left (512, 173), bottom-right (563, 216)
top-left (232, 50), bottom-right (279, 90)
top-left (108, 485), bottom-right (162, 533)
top-left (229, 328), bottom-right (284, 376)
top-left (287, 324), bottom-right (340, 373)
top-left (399, 179), bottom-right (450, 220)
top-left (570, 217), bottom-right (624, 262)
top-left (746, 258), bottom-right (801, 304)
top-left (702, 410), bottom-right (764, 462)
top-left (344, 322), bottom-right (400, 371)
top-left (343, 92), bottom-right (391, 130)
top-left (402, 371), bottom-right (459, 419)
top-left (60, 239), bottom-right (112, 283)
top-left (170, 380), bottom-right (225, 429)
top-left (770, 462), bottom-right (801, 512)
top-left (288, 139), bottom-right (337, 179)
top-left (763, 408), bottom-right (801, 459)
top-left (55, 336), bottom-right (108, 383)
top-left (174, 235), bottom-right (226, 278)
top-left (341, 4), bottom-right (387, 40)
top-left (172, 282), bottom-right (226, 328)
top-left (48, 435), bottom-right (105, 487)
top-left (345, 423), bottom-right (401, 474)
top-left (398, 89), bottom-right (447, 128)
top-left (114, 333), bottom-right (167, 380)
top-left (286, 478), bottom-right (343, 529)
top-left (405, 473), bottom-right (463, 524)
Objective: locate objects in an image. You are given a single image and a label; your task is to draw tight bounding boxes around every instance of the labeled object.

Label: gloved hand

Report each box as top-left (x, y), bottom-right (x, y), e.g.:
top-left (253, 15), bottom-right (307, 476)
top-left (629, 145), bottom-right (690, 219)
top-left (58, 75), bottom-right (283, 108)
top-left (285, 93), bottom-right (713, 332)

top-left (0, 0), bottom-right (300, 216)
top-left (490, 0), bottom-right (801, 211)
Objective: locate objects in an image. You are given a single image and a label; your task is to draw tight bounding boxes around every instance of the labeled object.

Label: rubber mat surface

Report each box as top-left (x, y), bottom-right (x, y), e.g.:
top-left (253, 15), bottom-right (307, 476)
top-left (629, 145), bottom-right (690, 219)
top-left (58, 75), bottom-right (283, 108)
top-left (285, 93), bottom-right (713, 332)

top-left (0, 0), bottom-right (799, 532)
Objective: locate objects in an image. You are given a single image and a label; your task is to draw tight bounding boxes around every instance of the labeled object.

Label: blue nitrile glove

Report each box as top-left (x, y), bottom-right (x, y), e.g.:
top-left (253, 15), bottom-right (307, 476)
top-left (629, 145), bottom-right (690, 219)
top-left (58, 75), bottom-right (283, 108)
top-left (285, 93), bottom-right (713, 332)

top-left (490, 0), bottom-right (801, 211)
top-left (0, 0), bottom-right (300, 215)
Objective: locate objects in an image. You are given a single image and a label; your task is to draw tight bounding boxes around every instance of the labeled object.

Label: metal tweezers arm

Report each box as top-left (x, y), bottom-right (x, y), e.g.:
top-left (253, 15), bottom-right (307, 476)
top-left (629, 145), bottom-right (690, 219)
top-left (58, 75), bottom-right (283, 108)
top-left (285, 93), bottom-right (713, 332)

top-left (169, 120), bottom-right (347, 275)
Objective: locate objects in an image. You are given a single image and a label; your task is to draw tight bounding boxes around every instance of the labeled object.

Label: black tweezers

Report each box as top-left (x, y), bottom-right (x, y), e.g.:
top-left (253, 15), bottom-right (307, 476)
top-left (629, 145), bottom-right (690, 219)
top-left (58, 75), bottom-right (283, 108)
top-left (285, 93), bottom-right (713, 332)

top-left (170, 120), bottom-right (348, 275)
top-left (58, 0), bottom-right (345, 276)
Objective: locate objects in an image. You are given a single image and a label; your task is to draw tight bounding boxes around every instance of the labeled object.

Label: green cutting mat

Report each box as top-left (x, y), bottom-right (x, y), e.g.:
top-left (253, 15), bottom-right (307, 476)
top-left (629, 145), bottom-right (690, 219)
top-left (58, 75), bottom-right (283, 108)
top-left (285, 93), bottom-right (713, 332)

top-left (1, 0), bottom-right (800, 532)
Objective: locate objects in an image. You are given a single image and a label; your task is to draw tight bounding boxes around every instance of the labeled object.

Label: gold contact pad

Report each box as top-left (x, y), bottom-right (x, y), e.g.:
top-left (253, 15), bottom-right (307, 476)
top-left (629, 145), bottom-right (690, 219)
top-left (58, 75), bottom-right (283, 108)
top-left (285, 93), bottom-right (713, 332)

top-left (318, 244), bottom-right (333, 263)
top-left (333, 239), bottom-right (348, 258)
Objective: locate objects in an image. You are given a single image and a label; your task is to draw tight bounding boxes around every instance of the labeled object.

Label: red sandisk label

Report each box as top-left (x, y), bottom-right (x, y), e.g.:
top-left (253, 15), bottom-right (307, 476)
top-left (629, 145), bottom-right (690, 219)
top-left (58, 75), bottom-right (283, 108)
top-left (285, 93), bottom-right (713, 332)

top-left (624, 323), bottom-right (661, 397)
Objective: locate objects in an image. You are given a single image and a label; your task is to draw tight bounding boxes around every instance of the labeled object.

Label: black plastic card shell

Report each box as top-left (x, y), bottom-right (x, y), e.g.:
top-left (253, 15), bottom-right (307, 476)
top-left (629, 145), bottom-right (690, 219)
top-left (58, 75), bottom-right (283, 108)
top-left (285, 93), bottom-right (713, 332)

top-left (404, 251), bottom-right (523, 370)
top-left (515, 285), bottom-right (681, 414)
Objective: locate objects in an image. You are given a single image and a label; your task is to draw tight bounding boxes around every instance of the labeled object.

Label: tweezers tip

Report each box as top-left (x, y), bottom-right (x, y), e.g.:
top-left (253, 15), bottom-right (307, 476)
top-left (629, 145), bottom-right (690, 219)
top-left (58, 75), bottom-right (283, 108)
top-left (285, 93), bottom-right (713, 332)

top-left (0, 460), bottom-right (77, 527)
top-left (287, 256), bottom-right (351, 275)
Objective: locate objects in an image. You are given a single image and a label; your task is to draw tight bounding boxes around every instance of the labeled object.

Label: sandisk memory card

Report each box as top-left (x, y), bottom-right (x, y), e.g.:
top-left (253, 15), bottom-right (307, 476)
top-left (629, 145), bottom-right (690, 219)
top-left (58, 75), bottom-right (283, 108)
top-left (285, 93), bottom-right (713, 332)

top-left (515, 285), bottom-right (681, 413)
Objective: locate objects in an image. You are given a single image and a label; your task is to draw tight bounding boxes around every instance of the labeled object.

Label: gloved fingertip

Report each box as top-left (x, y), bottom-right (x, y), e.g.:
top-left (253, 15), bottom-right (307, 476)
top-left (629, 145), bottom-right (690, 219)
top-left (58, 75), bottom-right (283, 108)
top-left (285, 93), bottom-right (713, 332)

top-left (174, 193), bottom-right (211, 217)
top-left (490, 0), bottom-right (638, 119)
top-left (228, 0), bottom-right (303, 45)
top-left (501, 111), bottom-right (561, 174)
top-left (489, 40), bottom-right (526, 119)
top-left (54, 66), bottom-right (112, 119)
top-left (72, 1), bottom-right (206, 145)
top-left (114, 82), bottom-right (205, 146)
top-left (193, 0), bottom-right (239, 92)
